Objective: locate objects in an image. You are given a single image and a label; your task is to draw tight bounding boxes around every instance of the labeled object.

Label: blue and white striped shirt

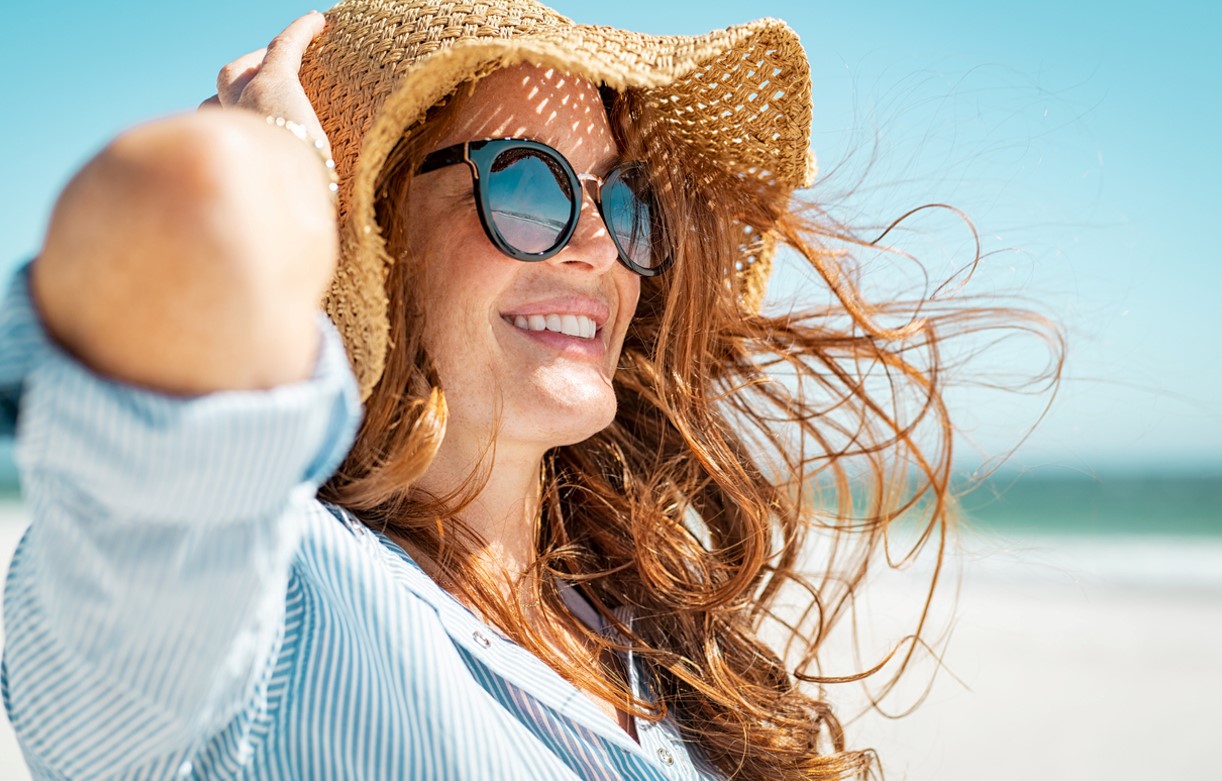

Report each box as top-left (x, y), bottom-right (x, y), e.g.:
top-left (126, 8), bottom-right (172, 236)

top-left (0, 265), bottom-right (722, 780)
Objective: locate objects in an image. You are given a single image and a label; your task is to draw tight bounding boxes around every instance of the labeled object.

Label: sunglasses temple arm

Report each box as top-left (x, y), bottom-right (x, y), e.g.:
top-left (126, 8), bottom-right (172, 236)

top-left (417, 142), bottom-right (471, 175)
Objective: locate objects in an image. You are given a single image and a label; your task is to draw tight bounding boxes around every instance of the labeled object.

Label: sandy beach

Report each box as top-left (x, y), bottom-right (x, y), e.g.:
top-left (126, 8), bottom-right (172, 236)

top-left (842, 537), bottom-right (1222, 780)
top-left (1, 500), bottom-right (1219, 780)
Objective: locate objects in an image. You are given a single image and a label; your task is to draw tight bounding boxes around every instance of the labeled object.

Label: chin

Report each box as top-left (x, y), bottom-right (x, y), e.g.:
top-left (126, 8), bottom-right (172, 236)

top-left (551, 415), bottom-right (616, 447)
top-left (517, 390), bottom-right (618, 449)
top-left (504, 365), bottom-right (619, 446)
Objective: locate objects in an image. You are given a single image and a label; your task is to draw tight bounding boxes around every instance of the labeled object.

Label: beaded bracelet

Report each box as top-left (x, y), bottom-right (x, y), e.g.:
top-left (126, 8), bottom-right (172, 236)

top-left (266, 116), bottom-right (339, 203)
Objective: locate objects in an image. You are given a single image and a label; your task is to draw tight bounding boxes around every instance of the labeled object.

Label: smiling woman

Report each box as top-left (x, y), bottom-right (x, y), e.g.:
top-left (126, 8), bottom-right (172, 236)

top-left (0, 0), bottom-right (1057, 779)
top-left (405, 67), bottom-right (640, 465)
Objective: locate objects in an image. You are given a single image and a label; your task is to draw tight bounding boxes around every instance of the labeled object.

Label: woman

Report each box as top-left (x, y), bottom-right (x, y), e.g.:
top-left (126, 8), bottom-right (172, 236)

top-left (1, 0), bottom-right (1052, 779)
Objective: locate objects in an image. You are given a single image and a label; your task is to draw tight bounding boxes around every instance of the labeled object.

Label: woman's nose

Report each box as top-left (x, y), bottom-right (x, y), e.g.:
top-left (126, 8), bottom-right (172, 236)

top-left (547, 178), bottom-right (619, 273)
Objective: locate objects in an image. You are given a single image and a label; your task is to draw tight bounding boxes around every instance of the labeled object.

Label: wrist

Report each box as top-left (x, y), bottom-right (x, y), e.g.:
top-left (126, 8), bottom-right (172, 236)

top-left (265, 116), bottom-right (339, 203)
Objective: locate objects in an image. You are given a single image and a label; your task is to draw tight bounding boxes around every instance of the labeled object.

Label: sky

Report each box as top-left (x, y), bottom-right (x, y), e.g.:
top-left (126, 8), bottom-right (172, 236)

top-left (2, 0), bottom-right (1219, 475)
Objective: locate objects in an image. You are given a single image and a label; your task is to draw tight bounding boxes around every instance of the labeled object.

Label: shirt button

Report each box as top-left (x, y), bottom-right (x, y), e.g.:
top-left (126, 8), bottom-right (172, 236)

top-left (656, 746), bottom-right (675, 766)
top-left (177, 761), bottom-right (193, 777)
top-left (472, 630), bottom-right (491, 649)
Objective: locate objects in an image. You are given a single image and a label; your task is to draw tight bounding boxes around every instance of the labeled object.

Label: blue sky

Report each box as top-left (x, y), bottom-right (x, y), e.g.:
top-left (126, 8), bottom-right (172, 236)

top-left (3, 1), bottom-right (1218, 474)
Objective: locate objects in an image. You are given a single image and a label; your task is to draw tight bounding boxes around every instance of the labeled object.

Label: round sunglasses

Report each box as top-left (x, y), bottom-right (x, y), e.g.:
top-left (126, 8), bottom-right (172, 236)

top-left (417, 138), bottom-right (671, 276)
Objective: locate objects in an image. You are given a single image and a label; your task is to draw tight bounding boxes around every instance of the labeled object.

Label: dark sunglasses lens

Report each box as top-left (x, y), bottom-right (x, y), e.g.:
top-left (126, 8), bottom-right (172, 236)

top-left (487, 147), bottom-right (574, 255)
top-left (602, 166), bottom-right (660, 271)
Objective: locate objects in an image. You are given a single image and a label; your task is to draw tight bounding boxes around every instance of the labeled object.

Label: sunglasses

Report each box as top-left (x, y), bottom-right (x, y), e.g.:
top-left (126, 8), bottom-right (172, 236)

top-left (417, 138), bottom-right (670, 276)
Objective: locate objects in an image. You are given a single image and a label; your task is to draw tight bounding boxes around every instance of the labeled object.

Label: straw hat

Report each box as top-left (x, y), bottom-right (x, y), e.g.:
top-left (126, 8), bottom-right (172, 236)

top-left (300, 0), bottom-right (816, 400)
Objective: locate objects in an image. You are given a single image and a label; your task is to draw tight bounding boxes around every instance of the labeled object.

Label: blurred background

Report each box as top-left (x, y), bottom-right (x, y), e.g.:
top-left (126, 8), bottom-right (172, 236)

top-left (1, 1), bottom-right (1218, 779)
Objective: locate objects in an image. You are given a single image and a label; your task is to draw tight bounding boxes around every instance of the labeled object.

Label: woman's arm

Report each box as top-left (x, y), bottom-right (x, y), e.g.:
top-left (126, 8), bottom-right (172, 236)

top-left (3, 13), bottom-right (361, 777)
top-left (31, 12), bottom-right (336, 395)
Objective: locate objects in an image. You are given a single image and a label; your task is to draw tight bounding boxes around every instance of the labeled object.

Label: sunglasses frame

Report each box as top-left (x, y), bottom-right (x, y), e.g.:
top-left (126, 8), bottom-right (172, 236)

top-left (417, 138), bottom-right (670, 277)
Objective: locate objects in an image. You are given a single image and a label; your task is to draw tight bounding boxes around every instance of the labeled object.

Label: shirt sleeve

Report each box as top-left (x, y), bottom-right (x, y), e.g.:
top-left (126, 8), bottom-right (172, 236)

top-left (0, 262), bottom-right (363, 778)
top-left (0, 263), bottom-right (49, 438)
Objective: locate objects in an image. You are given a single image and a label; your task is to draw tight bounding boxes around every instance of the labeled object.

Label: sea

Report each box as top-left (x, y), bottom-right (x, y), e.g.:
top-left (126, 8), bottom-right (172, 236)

top-left (956, 469), bottom-right (1222, 539)
top-left (2, 437), bottom-right (1220, 592)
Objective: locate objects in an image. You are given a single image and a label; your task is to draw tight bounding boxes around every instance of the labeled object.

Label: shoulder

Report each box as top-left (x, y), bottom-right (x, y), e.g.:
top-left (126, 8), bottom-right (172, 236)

top-left (288, 501), bottom-right (443, 617)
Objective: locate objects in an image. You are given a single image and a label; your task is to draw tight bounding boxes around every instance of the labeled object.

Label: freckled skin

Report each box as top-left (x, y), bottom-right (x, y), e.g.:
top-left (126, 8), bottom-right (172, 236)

top-left (396, 65), bottom-right (647, 742)
top-left (406, 64), bottom-right (641, 460)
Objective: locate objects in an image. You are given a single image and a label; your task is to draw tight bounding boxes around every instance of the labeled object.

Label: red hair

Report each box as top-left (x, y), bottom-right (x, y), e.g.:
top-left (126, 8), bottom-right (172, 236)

top-left (321, 80), bottom-right (1062, 780)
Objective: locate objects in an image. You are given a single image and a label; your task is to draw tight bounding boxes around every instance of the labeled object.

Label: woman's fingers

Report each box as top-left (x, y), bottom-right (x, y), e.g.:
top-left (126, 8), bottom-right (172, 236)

top-left (260, 11), bottom-right (327, 76)
top-left (216, 48), bottom-right (267, 106)
top-left (204, 11), bottom-right (330, 152)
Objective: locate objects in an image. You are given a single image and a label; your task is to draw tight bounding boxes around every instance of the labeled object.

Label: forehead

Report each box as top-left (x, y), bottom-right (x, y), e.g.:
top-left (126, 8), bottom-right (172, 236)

top-left (438, 63), bottom-right (617, 168)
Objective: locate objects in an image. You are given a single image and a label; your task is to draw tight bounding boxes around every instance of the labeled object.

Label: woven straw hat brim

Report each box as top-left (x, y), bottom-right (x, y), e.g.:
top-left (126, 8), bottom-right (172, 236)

top-left (302, 3), bottom-right (815, 399)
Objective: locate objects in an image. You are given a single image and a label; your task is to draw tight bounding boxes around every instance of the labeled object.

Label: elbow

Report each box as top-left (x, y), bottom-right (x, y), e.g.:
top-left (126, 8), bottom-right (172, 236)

top-left (32, 111), bottom-right (339, 392)
top-left (79, 110), bottom-right (336, 294)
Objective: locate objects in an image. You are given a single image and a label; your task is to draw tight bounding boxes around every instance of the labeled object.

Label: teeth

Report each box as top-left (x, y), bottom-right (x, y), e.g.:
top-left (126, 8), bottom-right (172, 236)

top-left (511, 314), bottom-right (598, 340)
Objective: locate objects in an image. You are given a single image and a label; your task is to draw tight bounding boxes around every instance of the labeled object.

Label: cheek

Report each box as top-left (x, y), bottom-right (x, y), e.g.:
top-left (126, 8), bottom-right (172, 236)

top-left (417, 238), bottom-right (522, 382)
top-left (623, 274), bottom-right (642, 313)
top-left (411, 199), bottom-right (499, 330)
top-left (614, 271), bottom-right (642, 339)
top-left (420, 254), bottom-right (487, 353)
top-left (402, 179), bottom-right (513, 397)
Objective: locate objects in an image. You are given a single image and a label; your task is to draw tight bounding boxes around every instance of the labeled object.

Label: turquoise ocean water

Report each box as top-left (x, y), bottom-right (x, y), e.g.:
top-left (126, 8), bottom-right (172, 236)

top-left (957, 471), bottom-right (1222, 539)
top-left (2, 437), bottom-right (1218, 537)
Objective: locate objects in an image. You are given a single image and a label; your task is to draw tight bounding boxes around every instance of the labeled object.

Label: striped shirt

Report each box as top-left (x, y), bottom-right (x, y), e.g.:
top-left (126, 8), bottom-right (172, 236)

top-left (0, 265), bottom-right (722, 780)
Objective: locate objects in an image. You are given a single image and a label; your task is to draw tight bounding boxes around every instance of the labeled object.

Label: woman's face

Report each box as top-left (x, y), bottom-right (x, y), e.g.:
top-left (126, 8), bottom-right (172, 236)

top-left (406, 64), bottom-right (641, 458)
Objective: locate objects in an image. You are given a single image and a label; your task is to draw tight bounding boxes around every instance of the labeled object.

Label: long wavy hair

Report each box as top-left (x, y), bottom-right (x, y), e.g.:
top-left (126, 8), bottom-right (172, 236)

top-left (320, 78), bottom-right (1060, 780)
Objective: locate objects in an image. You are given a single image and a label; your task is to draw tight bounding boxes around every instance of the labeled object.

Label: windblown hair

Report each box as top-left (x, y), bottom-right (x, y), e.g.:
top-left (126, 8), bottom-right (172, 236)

top-left (321, 80), bottom-right (1059, 780)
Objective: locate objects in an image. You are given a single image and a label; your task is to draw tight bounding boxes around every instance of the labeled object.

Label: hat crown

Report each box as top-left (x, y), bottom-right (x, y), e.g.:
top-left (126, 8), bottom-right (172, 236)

top-left (342, 0), bottom-right (572, 61)
top-left (304, 0), bottom-right (565, 186)
top-left (303, 0), bottom-right (815, 398)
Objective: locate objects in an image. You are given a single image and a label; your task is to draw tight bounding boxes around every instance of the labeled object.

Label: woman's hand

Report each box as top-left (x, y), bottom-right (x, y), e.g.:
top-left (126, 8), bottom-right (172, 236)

top-left (202, 11), bottom-right (331, 156)
top-left (30, 13), bottom-right (339, 395)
